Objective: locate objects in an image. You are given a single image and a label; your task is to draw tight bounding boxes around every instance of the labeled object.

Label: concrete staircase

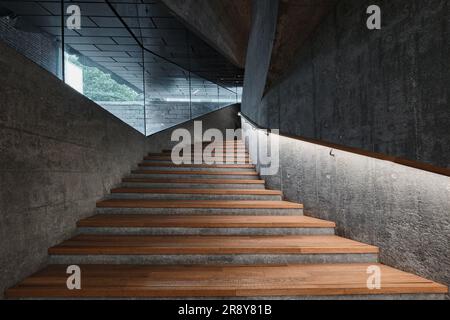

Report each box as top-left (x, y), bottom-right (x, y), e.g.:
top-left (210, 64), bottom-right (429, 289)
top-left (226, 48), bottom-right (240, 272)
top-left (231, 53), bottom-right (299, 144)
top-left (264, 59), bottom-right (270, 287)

top-left (6, 141), bottom-right (447, 299)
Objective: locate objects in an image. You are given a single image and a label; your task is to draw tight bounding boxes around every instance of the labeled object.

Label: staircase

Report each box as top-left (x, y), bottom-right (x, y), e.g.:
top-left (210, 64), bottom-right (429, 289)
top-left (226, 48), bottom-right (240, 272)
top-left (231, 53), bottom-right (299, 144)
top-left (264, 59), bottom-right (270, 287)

top-left (6, 140), bottom-right (447, 299)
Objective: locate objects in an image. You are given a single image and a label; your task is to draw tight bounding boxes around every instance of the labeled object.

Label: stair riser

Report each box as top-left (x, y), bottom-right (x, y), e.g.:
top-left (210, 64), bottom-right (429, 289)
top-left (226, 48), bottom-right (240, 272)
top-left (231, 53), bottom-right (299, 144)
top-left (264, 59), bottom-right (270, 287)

top-left (128, 174), bottom-right (260, 180)
top-left (137, 166), bottom-right (256, 172)
top-left (77, 227), bottom-right (335, 236)
top-left (121, 183), bottom-right (266, 189)
top-left (106, 193), bottom-right (282, 201)
top-left (163, 149), bottom-right (247, 152)
top-left (162, 151), bottom-right (248, 155)
top-left (49, 253), bottom-right (378, 265)
top-left (96, 208), bottom-right (304, 215)
top-left (124, 294), bottom-right (447, 300)
top-left (143, 160), bottom-right (252, 164)
top-left (10, 294), bottom-right (447, 301)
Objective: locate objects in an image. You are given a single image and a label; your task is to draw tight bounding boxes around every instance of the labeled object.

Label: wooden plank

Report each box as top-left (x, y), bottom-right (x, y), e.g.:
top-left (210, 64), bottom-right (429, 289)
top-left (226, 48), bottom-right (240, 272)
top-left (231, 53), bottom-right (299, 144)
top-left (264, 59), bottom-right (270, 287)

top-left (146, 154), bottom-right (251, 159)
top-left (96, 200), bottom-right (303, 209)
top-left (121, 178), bottom-right (265, 184)
top-left (7, 264), bottom-right (447, 298)
top-left (77, 214), bottom-right (336, 228)
top-left (48, 235), bottom-right (378, 255)
top-left (110, 188), bottom-right (281, 195)
top-left (163, 148), bottom-right (247, 152)
top-left (131, 170), bottom-right (259, 176)
top-left (138, 163), bottom-right (255, 169)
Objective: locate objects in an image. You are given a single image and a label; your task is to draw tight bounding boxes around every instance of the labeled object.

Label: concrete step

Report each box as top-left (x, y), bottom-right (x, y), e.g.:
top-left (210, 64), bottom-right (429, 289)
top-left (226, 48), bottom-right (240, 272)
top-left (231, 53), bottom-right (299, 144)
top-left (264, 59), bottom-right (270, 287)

top-left (77, 214), bottom-right (335, 235)
top-left (129, 170), bottom-right (260, 180)
top-left (106, 188), bottom-right (282, 201)
top-left (95, 199), bottom-right (304, 215)
top-left (48, 235), bottom-right (379, 265)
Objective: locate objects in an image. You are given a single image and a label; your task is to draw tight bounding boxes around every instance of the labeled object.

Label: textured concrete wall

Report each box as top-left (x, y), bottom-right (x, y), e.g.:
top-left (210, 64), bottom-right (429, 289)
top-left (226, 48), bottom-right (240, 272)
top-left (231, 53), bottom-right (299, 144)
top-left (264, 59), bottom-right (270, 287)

top-left (241, 0), bottom-right (279, 122)
top-left (242, 0), bottom-right (450, 169)
top-left (242, 118), bottom-right (450, 296)
top-left (161, 0), bottom-right (251, 68)
top-left (0, 36), bottom-right (240, 297)
top-left (97, 101), bottom-right (237, 136)
top-left (0, 40), bottom-right (151, 298)
top-left (147, 104), bottom-right (241, 153)
top-left (145, 100), bottom-right (230, 136)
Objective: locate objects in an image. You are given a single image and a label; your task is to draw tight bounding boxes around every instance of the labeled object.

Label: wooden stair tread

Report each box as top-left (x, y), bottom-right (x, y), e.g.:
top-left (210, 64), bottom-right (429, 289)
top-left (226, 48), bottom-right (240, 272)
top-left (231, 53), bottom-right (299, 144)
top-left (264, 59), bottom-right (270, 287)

top-left (145, 156), bottom-right (251, 160)
top-left (131, 170), bottom-right (258, 176)
top-left (122, 178), bottom-right (265, 184)
top-left (78, 214), bottom-right (335, 228)
top-left (110, 188), bottom-right (281, 195)
top-left (7, 263), bottom-right (446, 298)
top-left (174, 149), bottom-right (247, 152)
top-left (138, 163), bottom-right (255, 168)
top-left (48, 235), bottom-right (378, 255)
top-left (96, 200), bottom-right (303, 209)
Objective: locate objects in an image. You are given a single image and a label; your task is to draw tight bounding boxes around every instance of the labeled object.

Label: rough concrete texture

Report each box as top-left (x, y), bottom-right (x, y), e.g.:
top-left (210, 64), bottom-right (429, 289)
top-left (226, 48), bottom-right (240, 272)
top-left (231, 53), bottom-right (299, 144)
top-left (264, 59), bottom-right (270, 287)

top-left (145, 104), bottom-right (241, 153)
top-left (266, 0), bottom-right (338, 89)
top-left (0, 40), bottom-right (152, 298)
top-left (241, 0), bottom-right (279, 120)
top-left (242, 119), bottom-right (450, 296)
top-left (96, 207), bottom-right (303, 216)
top-left (49, 253), bottom-right (378, 266)
top-left (242, 0), bottom-right (450, 169)
top-left (77, 227), bottom-right (334, 236)
top-left (96, 100), bottom-right (235, 136)
top-left (161, 0), bottom-right (251, 68)
top-left (0, 37), bottom-right (243, 298)
top-left (144, 100), bottom-right (235, 136)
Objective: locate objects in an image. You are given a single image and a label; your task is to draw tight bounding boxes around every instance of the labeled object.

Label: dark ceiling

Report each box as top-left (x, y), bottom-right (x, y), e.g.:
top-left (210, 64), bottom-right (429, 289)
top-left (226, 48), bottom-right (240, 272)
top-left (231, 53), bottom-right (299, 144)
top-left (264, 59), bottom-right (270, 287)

top-left (0, 0), bottom-right (244, 98)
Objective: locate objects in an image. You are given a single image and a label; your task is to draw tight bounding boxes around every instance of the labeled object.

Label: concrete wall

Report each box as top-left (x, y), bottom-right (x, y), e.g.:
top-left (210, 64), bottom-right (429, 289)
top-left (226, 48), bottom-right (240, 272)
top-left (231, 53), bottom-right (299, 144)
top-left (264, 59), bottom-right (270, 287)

top-left (145, 100), bottom-right (231, 136)
top-left (242, 118), bottom-right (450, 296)
top-left (0, 37), bottom-right (241, 298)
top-left (241, 0), bottom-right (450, 293)
top-left (147, 104), bottom-right (241, 153)
top-left (241, 0), bottom-right (279, 122)
top-left (161, 0), bottom-right (251, 68)
top-left (0, 40), bottom-right (151, 298)
top-left (242, 0), bottom-right (450, 169)
top-left (96, 101), bottom-right (237, 137)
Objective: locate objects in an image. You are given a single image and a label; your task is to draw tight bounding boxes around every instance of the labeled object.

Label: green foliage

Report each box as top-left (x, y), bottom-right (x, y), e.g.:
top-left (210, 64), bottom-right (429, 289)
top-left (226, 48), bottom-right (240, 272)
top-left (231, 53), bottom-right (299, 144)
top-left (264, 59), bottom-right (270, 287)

top-left (82, 66), bottom-right (141, 102)
top-left (66, 54), bottom-right (141, 102)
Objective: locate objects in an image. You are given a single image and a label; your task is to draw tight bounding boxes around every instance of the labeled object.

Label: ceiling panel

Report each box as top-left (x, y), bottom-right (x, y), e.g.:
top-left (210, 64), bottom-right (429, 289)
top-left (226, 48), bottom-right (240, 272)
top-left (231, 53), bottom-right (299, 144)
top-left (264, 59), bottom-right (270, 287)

top-left (0, 0), bottom-right (243, 97)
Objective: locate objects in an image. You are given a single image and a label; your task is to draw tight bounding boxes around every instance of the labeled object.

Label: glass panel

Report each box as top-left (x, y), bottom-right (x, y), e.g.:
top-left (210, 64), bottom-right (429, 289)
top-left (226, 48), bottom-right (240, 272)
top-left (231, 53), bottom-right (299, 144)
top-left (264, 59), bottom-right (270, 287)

top-left (63, 0), bottom-right (145, 134)
top-left (190, 74), bottom-right (223, 119)
top-left (144, 51), bottom-right (191, 135)
top-left (0, 0), bottom-right (244, 137)
top-left (0, 0), bottom-right (63, 78)
top-left (219, 86), bottom-right (239, 108)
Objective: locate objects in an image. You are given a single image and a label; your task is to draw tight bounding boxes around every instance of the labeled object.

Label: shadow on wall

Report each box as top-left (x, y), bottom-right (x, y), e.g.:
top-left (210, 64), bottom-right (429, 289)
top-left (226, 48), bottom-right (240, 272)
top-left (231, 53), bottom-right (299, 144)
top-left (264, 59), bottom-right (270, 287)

top-left (242, 117), bottom-right (450, 296)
